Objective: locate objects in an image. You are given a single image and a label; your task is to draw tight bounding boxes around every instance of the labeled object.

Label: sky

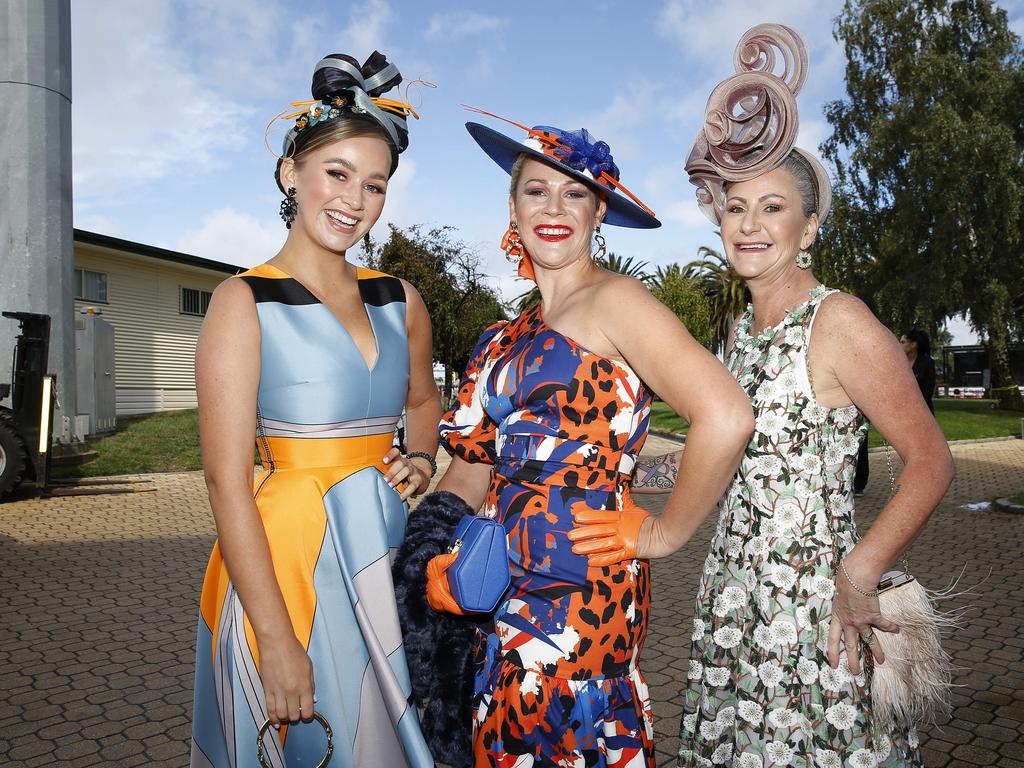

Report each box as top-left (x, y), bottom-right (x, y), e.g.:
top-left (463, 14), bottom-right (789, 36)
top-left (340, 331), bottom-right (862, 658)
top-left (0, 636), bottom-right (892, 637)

top-left (70, 0), bottom-right (1024, 343)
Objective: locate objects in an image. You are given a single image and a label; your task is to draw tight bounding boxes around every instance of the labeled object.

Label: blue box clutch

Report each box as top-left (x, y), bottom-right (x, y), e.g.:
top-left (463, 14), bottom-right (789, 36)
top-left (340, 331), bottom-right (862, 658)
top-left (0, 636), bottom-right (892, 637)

top-left (446, 515), bottom-right (511, 614)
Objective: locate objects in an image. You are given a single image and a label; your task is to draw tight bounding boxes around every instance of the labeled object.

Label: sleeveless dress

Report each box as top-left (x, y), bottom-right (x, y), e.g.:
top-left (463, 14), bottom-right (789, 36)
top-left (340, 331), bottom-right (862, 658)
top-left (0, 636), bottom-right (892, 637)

top-left (190, 264), bottom-right (432, 768)
top-left (676, 286), bottom-right (923, 768)
top-left (440, 304), bottom-right (656, 767)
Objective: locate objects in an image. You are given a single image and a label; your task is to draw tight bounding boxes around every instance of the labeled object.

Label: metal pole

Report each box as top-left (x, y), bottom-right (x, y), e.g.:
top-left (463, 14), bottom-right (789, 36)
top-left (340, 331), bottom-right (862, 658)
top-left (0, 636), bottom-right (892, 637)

top-left (0, 0), bottom-right (79, 442)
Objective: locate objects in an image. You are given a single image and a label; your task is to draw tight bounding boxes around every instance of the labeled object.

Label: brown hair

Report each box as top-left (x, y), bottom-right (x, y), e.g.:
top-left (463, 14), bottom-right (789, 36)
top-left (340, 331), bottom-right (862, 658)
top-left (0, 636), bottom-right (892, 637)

top-left (275, 115), bottom-right (399, 193)
top-left (722, 149), bottom-right (820, 221)
top-left (780, 151), bottom-right (819, 219)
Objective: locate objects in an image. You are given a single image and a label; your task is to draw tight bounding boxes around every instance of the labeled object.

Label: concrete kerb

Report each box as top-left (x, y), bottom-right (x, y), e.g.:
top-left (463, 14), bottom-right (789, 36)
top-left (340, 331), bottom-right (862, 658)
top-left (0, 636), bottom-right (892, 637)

top-left (647, 431), bottom-right (1021, 452)
top-left (994, 497), bottom-right (1024, 514)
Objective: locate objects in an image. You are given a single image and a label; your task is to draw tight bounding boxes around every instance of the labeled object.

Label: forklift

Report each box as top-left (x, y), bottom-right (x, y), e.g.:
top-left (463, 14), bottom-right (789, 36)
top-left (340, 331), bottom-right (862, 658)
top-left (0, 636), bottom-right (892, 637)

top-left (0, 312), bottom-right (56, 500)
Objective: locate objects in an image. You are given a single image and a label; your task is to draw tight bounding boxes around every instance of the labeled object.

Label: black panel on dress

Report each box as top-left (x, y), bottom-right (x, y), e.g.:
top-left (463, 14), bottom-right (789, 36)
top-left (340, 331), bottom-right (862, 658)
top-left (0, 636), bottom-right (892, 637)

top-left (241, 276), bottom-right (319, 305)
top-left (359, 275), bottom-right (406, 306)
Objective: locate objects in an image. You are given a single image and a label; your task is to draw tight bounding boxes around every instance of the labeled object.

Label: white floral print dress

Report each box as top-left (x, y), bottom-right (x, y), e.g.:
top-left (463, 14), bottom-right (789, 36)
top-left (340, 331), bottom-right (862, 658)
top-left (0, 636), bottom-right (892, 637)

top-left (677, 287), bottom-right (922, 768)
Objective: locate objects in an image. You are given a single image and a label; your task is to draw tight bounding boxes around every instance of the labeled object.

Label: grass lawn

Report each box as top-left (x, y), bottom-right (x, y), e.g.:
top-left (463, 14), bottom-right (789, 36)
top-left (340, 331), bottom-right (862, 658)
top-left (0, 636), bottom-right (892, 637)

top-left (53, 409), bottom-right (203, 478)
top-left (52, 398), bottom-right (1023, 478)
top-left (650, 398), bottom-right (1022, 447)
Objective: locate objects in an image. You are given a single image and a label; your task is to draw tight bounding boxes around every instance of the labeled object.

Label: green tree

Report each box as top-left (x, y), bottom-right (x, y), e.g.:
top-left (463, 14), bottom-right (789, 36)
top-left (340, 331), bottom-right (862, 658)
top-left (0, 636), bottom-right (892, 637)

top-left (820, 0), bottom-right (1024, 385)
top-left (683, 246), bottom-right (750, 355)
top-left (365, 225), bottom-right (507, 400)
top-left (650, 267), bottom-right (714, 348)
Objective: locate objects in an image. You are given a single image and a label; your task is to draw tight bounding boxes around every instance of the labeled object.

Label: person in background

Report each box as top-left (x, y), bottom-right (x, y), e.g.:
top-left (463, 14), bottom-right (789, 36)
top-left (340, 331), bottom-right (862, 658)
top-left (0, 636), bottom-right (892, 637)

top-left (901, 329), bottom-right (936, 412)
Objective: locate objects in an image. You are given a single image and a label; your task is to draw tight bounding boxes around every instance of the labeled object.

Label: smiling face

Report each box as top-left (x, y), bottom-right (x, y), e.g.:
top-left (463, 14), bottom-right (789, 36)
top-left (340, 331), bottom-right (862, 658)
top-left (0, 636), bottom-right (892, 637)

top-left (509, 157), bottom-right (607, 271)
top-left (279, 134), bottom-right (392, 254)
top-left (720, 166), bottom-right (819, 282)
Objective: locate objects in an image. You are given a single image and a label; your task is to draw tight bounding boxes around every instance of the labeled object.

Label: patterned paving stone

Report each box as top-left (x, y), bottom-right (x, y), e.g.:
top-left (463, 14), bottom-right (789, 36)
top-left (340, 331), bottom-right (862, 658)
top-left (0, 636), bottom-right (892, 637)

top-left (0, 438), bottom-right (1021, 766)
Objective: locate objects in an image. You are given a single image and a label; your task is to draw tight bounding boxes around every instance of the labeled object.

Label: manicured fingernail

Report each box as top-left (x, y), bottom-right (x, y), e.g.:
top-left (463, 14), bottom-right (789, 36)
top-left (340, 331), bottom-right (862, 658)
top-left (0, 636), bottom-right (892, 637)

top-left (383, 457), bottom-right (390, 464)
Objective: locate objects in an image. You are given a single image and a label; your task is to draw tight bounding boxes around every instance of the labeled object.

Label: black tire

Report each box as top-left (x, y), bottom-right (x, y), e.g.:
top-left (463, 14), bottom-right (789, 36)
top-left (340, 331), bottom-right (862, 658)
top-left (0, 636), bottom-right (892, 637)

top-left (0, 417), bottom-right (27, 500)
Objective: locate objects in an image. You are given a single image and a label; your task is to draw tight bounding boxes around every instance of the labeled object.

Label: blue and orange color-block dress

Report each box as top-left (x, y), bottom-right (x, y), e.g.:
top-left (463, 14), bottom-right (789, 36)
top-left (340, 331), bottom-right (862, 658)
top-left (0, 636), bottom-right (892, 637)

top-left (190, 264), bottom-right (432, 768)
top-left (440, 304), bottom-right (656, 768)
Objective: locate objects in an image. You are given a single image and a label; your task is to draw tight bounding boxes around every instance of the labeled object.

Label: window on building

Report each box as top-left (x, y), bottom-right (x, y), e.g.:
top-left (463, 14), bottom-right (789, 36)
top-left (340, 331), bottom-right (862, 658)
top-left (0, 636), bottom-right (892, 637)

top-left (74, 269), bottom-right (108, 302)
top-left (180, 287), bottom-right (213, 316)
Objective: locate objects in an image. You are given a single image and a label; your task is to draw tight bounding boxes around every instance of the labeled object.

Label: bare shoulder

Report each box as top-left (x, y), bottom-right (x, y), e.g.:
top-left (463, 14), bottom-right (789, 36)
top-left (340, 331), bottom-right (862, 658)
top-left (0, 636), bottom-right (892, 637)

top-left (398, 277), bottom-right (425, 309)
top-left (593, 271), bottom-right (659, 310)
top-left (812, 290), bottom-right (888, 346)
top-left (207, 278), bottom-right (256, 313)
top-left (202, 277), bottom-right (258, 334)
top-left (398, 277), bottom-right (431, 332)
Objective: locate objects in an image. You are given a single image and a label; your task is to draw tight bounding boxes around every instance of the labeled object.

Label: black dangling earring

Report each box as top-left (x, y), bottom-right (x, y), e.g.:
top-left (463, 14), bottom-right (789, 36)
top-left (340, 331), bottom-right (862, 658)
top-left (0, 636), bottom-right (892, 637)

top-left (279, 187), bottom-right (297, 229)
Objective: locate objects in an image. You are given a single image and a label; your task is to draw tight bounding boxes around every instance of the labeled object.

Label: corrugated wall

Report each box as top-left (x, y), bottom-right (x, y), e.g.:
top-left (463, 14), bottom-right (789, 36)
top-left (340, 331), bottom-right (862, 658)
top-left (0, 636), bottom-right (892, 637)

top-left (73, 245), bottom-right (233, 415)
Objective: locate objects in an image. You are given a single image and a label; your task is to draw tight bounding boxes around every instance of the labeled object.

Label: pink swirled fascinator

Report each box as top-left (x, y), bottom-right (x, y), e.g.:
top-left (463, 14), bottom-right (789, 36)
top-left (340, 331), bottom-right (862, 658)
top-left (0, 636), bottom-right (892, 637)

top-left (685, 23), bottom-right (832, 225)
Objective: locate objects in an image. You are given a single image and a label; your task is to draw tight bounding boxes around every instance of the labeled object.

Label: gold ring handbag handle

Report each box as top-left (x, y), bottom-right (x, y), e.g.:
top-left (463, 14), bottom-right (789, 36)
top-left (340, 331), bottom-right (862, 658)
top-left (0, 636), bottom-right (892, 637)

top-left (256, 711), bottom-right (334, 768)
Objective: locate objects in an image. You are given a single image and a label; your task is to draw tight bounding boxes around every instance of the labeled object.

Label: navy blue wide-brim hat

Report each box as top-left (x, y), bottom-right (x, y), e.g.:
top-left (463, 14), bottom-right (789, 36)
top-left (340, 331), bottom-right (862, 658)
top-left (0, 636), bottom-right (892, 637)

top-left (465, 119), bottom-right (661, 229)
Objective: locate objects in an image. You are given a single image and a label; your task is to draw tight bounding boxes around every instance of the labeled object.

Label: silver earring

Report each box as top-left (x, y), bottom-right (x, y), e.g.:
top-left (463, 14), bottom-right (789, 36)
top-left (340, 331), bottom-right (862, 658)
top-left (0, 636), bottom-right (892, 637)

top-left (593, 228), bottom-right (607, 261)
top-left (796, 249), bottom-right (812, 269)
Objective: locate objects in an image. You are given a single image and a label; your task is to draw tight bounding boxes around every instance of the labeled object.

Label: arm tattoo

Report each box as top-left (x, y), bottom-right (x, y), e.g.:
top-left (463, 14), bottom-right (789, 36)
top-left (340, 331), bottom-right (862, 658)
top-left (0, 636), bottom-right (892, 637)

top-left (631, 450), bottom-right (682, 493)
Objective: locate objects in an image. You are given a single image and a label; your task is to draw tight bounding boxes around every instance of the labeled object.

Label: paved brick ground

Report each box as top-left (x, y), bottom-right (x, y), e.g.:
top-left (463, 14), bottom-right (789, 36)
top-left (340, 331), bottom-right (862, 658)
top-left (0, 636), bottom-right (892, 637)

top-left (0, 437), bottom-right (1021, 767)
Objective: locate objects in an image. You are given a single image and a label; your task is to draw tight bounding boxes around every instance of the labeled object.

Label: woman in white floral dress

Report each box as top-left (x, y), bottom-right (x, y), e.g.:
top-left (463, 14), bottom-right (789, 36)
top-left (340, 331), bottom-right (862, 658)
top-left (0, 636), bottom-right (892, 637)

top-left (590, 24), bottom-right (956, 768)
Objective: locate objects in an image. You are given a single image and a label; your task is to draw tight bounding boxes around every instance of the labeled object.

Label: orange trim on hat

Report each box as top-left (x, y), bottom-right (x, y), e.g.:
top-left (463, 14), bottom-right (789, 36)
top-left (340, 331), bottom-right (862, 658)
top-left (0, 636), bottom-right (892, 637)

top-left (463, 105), bottom-right (657, 219)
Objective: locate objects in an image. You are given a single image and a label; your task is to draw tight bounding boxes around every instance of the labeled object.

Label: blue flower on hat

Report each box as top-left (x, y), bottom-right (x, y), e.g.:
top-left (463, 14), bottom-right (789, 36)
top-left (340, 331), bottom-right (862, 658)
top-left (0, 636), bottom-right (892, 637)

top-left (541, 127), bottom-right (620, 182)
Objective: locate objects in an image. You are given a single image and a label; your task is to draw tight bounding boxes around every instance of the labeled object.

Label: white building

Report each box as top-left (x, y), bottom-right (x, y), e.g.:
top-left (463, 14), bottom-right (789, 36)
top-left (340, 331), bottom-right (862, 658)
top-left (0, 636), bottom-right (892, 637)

top-left (73, 230), bottom-right (238, 415)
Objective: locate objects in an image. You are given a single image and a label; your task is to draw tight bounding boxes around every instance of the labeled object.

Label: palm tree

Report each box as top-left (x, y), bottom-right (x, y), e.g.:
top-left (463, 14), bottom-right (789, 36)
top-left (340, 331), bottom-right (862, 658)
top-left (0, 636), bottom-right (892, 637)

top-left (600, 252), bottom-right (651, 282)
top-left (649, 263), bottom-right (683, 293)
top-left (683, 246), bottom-right (749, 355)
top-left (513, 251), bottom-right (652, 312)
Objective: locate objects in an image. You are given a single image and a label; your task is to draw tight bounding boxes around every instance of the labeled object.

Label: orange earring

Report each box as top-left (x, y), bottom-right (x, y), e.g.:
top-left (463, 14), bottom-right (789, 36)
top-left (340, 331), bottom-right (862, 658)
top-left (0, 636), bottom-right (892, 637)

top-left (501, 223), bottom-right (524, 265)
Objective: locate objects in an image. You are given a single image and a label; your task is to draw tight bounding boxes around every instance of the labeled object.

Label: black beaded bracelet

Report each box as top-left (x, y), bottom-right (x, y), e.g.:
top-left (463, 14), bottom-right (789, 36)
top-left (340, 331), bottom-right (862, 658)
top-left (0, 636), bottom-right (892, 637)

top-left (405, 451), bottom-right (437, 478)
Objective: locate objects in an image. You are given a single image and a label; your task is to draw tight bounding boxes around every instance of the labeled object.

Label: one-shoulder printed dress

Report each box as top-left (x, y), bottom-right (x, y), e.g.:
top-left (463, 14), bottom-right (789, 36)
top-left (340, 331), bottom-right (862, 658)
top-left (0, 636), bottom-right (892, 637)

top-left (190, 264), bottom-right (432, 768)
top-left (677, 286), bottom-right (922, 768)
top-left (440, 304), bottom-right (656, 768)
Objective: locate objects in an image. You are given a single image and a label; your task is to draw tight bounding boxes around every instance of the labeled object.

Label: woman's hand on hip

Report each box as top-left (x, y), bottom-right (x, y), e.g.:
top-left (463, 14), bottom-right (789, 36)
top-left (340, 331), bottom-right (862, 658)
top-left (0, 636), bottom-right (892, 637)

top-left (568, 490), bottom-right (652, 566)
top-left (258, 632), bottom-right (315, 726)
top-left (382, 447), bottom-right (431, 500)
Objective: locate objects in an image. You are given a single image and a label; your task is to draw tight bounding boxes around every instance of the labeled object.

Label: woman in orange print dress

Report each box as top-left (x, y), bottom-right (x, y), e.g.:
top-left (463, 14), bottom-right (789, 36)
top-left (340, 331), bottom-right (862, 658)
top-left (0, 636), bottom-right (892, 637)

top-left (416, 112), bottom-right (754, 767)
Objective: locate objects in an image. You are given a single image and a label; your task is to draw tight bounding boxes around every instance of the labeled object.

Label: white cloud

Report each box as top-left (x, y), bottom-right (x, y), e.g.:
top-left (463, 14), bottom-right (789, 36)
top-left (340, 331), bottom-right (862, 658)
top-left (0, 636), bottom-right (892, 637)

top-left (578, 81), bottom-right (668, 164)
top-left (377, 157), bottom-right (419, 231)
top-left (796, 118), bottom-right (831, 156)
top-left (71, 1), bottom-right (257, 198)
top-left (658, 1), bottom-right (834, 60)
top-left (425, 12), bottom-right (506, 40)
top-left (662, 199), bottom-right (713, 228)
top-left (175, 208), bottom-right (285, 268)
top-left (74, 214), bottom-right (124, 238)
top-left (285, 0), bottom-right (398, 66)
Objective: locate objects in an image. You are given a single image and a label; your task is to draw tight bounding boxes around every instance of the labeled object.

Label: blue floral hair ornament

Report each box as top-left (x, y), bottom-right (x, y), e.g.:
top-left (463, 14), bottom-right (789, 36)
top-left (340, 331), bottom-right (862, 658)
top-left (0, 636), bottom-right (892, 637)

top-left (464, 106), bottom-right (660, 229)
top-left (542, 127), bottom-right (620, 181)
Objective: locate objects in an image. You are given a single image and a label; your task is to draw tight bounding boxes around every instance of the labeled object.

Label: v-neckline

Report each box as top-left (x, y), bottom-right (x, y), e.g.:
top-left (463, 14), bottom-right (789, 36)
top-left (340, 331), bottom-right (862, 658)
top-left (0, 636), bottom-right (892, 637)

top-left (266, 263), bottom-right (380, 372)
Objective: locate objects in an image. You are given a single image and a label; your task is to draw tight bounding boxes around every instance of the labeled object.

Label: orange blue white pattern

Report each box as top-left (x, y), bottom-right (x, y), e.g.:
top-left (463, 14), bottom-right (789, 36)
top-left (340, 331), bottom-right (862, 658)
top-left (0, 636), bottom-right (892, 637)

top-left (441, 304), bottom-right (655, 767)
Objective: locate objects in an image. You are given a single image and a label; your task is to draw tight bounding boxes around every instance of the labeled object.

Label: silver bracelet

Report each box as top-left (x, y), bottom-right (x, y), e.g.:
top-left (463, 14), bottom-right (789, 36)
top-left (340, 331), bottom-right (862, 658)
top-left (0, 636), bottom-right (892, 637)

top-left (840, 557), bottom-right (879, 597)
top-left (405, 451), bottom-right (437, 478)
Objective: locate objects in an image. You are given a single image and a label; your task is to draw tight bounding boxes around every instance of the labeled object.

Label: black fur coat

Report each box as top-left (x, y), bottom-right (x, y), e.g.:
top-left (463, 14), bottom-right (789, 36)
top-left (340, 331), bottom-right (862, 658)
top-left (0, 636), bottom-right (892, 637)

top-left (392, 491), bottom-right (483, 767)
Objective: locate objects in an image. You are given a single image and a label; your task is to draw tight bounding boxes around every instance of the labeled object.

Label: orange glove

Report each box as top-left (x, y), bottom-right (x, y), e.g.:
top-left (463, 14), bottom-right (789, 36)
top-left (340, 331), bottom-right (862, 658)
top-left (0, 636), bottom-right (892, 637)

top-left (426, 552), bottom-right (468, 615)
top-left (567, 494), bottom-right (651, 567)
